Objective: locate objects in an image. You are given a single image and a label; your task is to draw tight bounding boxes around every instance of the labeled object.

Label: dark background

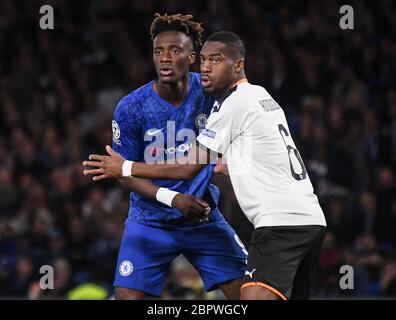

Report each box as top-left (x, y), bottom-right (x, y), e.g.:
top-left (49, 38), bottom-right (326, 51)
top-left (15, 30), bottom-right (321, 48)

top-left (0, 0), bottom-right (395, 299)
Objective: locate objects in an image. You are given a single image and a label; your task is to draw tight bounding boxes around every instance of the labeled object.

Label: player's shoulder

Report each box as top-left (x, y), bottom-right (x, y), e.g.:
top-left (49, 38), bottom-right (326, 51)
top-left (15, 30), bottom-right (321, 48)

top-left (231, 82), bottom-right (279, 112)
top-left (114, 81), bottom-right (153, 117)
top-left (189, 72), bottom-right (201, 85)
top-left (219, 82), bottom-right (262, 109)
top-left (243, 84), bottom-right (286, 121)
top-left (188, 72), bottom-right (205, 96)
top-left (236, 82), bottom-right (272, 101)
top-left (217, 82), bottom-right (280, 120)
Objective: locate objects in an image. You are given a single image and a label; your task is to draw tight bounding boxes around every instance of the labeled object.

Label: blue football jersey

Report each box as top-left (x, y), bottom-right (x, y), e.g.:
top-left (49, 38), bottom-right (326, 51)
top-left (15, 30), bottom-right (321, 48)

top-left (112, 72), bottom-right (223, 227)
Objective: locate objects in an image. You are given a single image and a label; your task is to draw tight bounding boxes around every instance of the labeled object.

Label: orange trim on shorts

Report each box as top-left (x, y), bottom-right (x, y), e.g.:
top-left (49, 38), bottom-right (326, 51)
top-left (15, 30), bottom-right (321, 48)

top-left (241, 281), bottom-right (287, 300)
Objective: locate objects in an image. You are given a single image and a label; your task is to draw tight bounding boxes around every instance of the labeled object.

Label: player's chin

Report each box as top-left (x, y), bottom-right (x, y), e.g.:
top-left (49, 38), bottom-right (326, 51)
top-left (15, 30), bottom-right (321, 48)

top-left (158, 74), bottom-right (178, 84)
top-left (201, 84), bottom-right (215, 94)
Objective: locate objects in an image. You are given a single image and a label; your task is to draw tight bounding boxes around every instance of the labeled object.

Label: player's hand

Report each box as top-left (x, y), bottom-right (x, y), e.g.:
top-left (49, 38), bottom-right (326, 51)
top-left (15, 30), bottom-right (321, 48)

top-left (214, 157), bottom-right (229, 176)
top-left (172, 194), bottom-right (211, 223)
top-left (82, 145), bottom-right (125, 181)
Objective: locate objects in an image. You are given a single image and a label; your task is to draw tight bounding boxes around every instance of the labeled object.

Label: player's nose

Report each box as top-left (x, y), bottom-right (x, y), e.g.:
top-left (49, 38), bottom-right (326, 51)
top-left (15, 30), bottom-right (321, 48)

top-left (200, 61), bottom-right (211, 73)
top-left (160, 50), bottom-right (172, 63)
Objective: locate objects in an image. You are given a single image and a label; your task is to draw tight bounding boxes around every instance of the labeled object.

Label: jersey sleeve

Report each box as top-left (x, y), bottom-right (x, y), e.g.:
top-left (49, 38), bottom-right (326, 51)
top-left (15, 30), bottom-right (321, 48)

top-left (197, 96), bottom-right (244, 155)
top-left (112, 97), bottom-right (143, 161)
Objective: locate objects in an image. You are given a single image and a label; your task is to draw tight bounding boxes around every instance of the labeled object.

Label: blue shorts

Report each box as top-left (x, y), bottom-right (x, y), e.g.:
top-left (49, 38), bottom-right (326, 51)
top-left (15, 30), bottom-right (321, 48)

top-left (113, 218), bottom-right (247, 296)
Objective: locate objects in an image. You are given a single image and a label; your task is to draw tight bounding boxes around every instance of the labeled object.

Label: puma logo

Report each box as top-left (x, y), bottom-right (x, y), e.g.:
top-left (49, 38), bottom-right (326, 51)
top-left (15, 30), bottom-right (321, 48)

top-left (245, 268), bottom-right (256, 278)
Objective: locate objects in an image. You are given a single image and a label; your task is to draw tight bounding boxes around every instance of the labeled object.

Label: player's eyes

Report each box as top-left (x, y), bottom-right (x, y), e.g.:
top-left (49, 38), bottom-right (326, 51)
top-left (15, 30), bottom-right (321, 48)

top-left (154, 50), bottom-right (162, 55)
top-left (211, 58), bottom-right (221, 64)
top-left (171, 49), bottom-right (181, 54)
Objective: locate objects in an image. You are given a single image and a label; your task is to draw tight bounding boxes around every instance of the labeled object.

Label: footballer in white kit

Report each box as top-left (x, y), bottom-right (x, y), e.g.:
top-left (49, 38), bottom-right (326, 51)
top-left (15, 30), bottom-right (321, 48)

top-left (197, 79), bottom-right (326, 229)
top-left (197, 71), bottom-right (326, 300)
top-left (84, 31), bottom-right (327, 300)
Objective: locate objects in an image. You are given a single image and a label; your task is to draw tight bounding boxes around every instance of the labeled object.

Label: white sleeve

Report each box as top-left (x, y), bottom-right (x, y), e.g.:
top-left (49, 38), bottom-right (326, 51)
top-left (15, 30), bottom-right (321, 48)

top-left (197, 98), bottom-right (244, 155)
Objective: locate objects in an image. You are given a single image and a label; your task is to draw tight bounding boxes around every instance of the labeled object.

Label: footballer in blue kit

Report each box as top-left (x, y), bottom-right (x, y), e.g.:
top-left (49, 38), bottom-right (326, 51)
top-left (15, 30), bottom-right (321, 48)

top-left (94, 14), bottom-right (247, 299)
top-left (112, 72), bottom-right (221, 227)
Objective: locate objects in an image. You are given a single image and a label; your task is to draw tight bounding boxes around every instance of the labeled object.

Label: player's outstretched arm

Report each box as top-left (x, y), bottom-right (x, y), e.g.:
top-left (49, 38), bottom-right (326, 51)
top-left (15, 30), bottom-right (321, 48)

top-left (82, 146), bottom-right (211, 221)
top-left (117, 176), bottom-right (160, 200)
top-left (117, 178), bottom-right (210, 222)
top-left (83, 144), bottom-right (217, 181)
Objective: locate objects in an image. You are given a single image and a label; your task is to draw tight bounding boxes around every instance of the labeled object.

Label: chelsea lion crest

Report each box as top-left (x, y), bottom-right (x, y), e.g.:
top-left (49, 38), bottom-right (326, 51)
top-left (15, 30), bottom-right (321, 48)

top-left (119, 260), bottom-right (133, 277)
top-left (112, 120), bottom-right (121, 146)
top-left (195, 113), bottom-right (208, 129)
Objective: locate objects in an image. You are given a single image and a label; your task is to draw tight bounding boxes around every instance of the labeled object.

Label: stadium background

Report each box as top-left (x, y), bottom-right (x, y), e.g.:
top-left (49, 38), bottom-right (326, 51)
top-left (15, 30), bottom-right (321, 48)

top-left (0, 0), bottom-right (395, 299)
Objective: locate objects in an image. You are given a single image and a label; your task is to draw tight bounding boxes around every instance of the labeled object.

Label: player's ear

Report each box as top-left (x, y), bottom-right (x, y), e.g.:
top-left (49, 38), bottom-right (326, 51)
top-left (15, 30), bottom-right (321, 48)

top-left (189, 51), bottom-right (196, 65)
top-left (234, 58), bottom-right (244, 73)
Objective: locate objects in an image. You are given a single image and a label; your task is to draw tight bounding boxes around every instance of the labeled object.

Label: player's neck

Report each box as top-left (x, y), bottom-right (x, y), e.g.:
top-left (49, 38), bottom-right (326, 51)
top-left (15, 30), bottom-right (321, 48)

top-left (153, 73), bottom-right (189, 107)
top-left (218, 73), bottom-right (247, 100)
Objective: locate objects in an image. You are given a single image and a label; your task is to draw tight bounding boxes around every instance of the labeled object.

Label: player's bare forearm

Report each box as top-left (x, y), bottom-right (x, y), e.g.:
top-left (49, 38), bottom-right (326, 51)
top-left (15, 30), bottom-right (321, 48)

top-left (120, 176), bottom-right (212, 221)
top-left (82, 146), bottom-right (214, 221)
top-left (83, 143), bottom-right (218, 181)
top-left (132, 162), bottom-right (206, 180)
top-left (118, 176), bottom-right (160, 201)
top-left (132, 143), bottom-right (214, 179)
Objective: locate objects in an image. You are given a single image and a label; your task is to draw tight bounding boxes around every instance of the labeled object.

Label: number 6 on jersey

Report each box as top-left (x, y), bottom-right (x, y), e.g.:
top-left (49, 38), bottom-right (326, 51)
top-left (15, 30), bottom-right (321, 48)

top-left (278, 124), bottom-right (307, 181)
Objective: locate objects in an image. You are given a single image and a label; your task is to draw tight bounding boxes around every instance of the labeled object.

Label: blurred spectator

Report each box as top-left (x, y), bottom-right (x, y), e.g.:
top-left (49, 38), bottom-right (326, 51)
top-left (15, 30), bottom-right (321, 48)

top-left (317, 232), bottom-right (343, 297)
top-left (380, 258), bottom-right (396, 297)
top-left (353, 233), bottom-right (385, 294)
top-left (7, 255), bottom-right (37, 298)
top-left (66, 215), bottom-right (91, 279)
top-left (0, 167), bottom-right (19, 219)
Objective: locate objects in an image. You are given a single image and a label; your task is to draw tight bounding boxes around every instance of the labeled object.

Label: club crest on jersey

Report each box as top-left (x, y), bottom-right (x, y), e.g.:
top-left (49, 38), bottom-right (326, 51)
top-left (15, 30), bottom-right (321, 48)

top-left (112, 120), bottom-right (121, 146)
top-left (195, 113), bottom-right (208, 129)
top-left (119, 260), bottom-right (133, 277)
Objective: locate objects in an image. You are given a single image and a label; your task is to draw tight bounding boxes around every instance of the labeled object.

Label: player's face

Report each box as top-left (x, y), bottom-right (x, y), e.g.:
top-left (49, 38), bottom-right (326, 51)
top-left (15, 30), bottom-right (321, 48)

top-left (153, 31), bottom-right (195, 84)
top-left (199, 41), bottom-right (238, 96)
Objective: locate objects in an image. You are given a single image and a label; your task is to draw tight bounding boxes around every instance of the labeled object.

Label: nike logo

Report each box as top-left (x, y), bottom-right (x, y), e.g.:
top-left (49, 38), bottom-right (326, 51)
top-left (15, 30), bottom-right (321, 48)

top-left (245, 268), bottom-right (256, 278)
top-left (146, 128), bottom-right (163, 136)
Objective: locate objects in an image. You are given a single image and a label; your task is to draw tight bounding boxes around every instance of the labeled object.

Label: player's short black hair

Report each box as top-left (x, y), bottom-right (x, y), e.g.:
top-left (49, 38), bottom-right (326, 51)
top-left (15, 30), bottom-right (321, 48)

top-left (150, 13), bottom-right (204, 49)
top-left (206, 31), bottom-right (245, 59)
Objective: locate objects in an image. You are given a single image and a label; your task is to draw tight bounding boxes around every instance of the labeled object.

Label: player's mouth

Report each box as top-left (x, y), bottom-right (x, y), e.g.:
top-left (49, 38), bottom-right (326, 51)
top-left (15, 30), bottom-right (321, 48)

top-left (159, 67), bottom-right (174, 76)
top-left (201, 75), bottom-right (212, 88)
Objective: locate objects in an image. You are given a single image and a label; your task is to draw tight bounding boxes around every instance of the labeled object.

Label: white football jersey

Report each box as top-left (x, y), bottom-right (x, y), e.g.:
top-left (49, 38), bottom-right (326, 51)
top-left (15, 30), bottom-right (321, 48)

top-left (197, 81), bottom-right (326, 228)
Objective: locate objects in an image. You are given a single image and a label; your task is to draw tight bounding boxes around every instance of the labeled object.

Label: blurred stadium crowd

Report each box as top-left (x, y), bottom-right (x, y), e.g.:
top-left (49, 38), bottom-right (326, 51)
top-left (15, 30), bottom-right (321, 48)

top-left (0, 0), bottom-right (395, 299)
